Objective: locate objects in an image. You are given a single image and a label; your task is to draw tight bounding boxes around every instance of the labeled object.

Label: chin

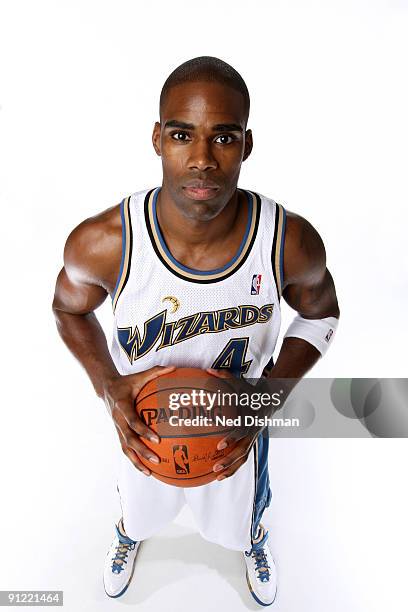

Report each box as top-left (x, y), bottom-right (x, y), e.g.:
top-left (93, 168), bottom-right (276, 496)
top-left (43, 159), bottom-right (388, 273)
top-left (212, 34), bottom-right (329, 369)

top-left (175, 194), bottom-right (221, 220)
top-left (184, 206), bottom-right (220, 222)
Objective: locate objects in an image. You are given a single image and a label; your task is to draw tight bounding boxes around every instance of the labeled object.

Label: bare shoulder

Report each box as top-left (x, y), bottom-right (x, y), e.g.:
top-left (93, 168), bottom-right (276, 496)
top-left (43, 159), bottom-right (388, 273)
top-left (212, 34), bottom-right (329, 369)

top-left (64, 203), bottom-right (122, 293)
top-left (282, 210), bottom-right (327, 288)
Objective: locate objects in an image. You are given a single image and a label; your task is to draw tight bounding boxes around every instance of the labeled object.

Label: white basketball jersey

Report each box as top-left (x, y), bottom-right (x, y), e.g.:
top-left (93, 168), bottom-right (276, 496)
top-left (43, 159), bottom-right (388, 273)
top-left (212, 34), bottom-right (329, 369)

top-left (110, 186), bottom-right (286, 378)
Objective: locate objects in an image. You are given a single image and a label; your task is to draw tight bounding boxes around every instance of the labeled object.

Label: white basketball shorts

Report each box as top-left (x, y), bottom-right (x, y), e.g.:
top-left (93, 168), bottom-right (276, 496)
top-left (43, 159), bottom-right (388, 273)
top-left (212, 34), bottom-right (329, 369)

top-left (116, 432), bottom-right (272, 552)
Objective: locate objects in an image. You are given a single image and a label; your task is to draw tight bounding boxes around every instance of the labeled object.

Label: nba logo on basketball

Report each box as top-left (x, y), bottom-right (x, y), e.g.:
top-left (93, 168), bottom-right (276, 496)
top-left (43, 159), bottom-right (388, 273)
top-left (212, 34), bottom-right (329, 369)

top-left (251, 274), bottom-right (262, 295)
top-left (173, 445), bottom-right (190, 474)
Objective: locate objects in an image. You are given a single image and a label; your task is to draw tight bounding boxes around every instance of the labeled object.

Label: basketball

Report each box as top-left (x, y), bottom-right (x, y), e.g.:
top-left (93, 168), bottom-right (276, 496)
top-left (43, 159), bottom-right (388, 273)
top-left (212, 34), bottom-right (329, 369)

top-left (135, 367), bottom-right (240, 487)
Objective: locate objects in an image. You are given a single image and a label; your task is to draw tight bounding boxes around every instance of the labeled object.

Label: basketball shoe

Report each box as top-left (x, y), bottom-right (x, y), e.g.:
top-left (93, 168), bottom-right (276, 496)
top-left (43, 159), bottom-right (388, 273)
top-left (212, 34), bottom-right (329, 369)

top-left (244, 525), bottom-right (277, 606)
top-left (103, 518), bottom-right (141, 598)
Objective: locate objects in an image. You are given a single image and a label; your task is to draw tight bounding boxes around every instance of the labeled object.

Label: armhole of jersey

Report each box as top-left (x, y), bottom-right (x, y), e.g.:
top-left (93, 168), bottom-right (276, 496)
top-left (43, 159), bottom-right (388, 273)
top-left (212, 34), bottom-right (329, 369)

top-left (262, 356), bottom-right (275, 377)
top-left (111, 196), bottom-right (132, 313)
top-left (271, 202), bottom-right (287, 300)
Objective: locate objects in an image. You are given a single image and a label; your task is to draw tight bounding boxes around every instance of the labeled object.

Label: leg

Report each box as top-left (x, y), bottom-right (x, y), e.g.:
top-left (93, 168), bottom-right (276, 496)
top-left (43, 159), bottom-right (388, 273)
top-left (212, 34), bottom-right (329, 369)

top-left (248, 431), bottom-right (272, 554)
top-left (104, 453), bottom-right (185, 598)
top-left (243, 432), bottom-right (277, 606)
top-left (117, 452), bottom-right (185, 541)
top-left (185, 431), bottom-right (277, 606)
top-left (185, 431), bottom-right (272, 551)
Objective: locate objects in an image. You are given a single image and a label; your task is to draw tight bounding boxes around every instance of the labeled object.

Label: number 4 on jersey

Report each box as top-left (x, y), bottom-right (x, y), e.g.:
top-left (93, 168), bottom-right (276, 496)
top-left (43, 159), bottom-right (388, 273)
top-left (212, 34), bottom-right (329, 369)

top-left (211, 338), bottom-right (252, 378)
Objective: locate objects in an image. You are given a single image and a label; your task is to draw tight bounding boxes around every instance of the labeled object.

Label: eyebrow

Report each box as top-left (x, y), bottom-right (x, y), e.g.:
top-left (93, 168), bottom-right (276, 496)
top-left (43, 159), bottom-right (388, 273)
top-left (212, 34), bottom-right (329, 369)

top-left (163, 119), bottom-right (243, 132)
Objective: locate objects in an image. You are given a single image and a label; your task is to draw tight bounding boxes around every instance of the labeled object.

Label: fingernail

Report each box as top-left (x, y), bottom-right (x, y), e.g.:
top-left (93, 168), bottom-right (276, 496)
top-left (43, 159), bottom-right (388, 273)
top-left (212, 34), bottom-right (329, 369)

top-left (149, 435), bottom-right (160, 444)
top-left (218, 442), bottom-right (227, 450)
top-left (149, 456), bottom-right (159, 464)
top-left (213, 464), bottom-right (224, 472)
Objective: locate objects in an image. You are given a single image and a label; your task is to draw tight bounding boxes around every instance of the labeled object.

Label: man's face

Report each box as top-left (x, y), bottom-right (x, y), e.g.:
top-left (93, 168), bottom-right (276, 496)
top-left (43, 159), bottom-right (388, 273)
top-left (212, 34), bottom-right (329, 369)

top-left (152, 80), bottom-right (252, 221)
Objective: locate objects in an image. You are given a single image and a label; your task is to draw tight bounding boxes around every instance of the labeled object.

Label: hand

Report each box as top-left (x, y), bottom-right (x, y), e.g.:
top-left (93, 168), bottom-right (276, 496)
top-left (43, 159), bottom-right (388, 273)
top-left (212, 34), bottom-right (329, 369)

top-left (103, 365), bottom-right (176, 476)
top-left (212, 430), bottom-right (259, 481)
top-left (206, 368), bottom-right (264, 481)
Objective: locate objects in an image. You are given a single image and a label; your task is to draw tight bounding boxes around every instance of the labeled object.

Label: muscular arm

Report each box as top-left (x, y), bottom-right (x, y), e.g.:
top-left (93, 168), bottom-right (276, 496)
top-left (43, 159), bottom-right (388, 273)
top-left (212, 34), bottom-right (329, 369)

top-left (52, 209), bottom-right (122, 398)
top-left (268, 211), bottom-right (340, 379)
top-left (206, 212), bottom-right (340, 479)
top-left (52, 207), bottom-right (176, 474)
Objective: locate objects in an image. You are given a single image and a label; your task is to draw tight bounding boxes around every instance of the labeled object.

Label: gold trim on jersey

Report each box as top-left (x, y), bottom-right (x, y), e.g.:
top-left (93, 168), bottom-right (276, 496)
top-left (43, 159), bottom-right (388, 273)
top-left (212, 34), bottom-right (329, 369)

top-left (146, 187), bottom-right (259, 282)
top-left (112, 196), bottom-right (132, 313)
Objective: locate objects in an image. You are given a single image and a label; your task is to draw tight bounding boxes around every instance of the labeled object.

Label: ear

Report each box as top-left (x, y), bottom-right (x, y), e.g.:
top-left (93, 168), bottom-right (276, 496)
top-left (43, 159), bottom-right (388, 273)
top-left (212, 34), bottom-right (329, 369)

top-left (152, 122), bottom-right (162, 156)
top-left (243, 129), bottom-right (253, 162)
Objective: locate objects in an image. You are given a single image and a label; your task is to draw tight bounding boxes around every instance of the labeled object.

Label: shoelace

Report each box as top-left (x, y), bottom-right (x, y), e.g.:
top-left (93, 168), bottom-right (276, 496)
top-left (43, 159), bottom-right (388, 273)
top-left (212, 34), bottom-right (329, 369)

top-left (111, 541), bottom-right (136, 574)
top-left (252, 548), bottom-right (271, 583)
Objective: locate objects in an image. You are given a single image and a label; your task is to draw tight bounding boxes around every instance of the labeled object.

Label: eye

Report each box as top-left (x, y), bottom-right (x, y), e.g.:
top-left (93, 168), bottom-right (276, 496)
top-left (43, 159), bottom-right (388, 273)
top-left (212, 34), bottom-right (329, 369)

top-left (170, 131), bottom-right (191, 142)
top-left (215, 134), bottom-right (237, 145)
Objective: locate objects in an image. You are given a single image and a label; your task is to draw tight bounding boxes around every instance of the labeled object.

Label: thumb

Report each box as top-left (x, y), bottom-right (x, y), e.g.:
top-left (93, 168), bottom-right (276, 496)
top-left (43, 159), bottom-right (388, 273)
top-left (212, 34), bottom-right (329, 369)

top-left (206, 368), bottom-right (234, 379)
top-left (131, 365), bottom-right (176, 395)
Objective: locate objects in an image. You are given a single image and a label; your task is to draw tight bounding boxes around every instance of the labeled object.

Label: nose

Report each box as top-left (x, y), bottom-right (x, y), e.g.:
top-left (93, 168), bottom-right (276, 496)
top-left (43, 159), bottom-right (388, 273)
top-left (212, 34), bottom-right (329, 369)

top-left (187, 138), bottom-right (218, 172)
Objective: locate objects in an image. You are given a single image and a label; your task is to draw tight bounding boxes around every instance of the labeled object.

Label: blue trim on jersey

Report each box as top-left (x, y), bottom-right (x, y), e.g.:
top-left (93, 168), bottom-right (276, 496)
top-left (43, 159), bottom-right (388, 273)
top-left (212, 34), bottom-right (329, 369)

top-left (251, 432), bottom-right (272, 549)
top-left (152, 187), bottom-right (253, 276)
top-left (279, 205), bottom-right (287, 290)
top-left (111, 199), bottom-right (126, 304)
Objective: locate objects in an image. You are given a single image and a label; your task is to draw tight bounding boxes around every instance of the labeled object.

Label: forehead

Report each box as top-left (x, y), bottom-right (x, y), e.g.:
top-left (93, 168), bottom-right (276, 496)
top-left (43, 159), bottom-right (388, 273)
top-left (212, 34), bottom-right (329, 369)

top-left (161, 81), bottom-right (246, 125)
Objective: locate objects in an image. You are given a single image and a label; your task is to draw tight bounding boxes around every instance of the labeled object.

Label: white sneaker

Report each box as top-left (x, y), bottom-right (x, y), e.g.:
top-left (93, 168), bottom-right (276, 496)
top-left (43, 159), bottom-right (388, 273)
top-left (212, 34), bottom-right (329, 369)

top-left (103, 519), bottom-right (141, 598)
top-left (244, 526), bottom-right (277, 606)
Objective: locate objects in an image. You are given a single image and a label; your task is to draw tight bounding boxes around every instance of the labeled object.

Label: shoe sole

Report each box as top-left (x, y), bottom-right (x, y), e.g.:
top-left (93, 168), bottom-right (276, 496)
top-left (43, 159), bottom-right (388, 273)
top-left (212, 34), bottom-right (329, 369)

top-left (103, 542), bottom-right (141, 598)
top-left (245, 567), bottom-right (277, 607)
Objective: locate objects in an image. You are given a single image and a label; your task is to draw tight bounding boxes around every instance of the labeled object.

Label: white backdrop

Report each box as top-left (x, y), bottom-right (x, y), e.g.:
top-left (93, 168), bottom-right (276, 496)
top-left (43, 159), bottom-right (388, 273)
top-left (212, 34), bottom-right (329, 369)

top-left (0, 1), bottom-right (407, 611)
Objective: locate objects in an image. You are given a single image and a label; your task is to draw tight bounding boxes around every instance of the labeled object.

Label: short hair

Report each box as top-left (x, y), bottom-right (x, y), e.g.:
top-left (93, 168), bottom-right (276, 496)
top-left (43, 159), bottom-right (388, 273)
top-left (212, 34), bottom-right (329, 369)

top-left (159, 56), bottom-right (250, 126)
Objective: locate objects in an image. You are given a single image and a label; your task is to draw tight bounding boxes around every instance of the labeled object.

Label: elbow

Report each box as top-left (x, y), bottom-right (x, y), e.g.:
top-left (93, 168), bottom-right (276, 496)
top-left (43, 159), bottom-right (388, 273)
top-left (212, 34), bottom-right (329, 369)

top-left (51, 296), bottom-right (61, 319)
top-left (330, 299), bottom-right (340, 320)
top-left (51, 296), bottom-right (68, 326)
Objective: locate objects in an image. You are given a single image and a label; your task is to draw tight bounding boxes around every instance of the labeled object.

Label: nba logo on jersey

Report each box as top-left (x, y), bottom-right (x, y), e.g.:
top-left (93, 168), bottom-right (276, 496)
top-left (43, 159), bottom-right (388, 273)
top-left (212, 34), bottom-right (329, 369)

top-left (251, 274), bottom-right (262, 295)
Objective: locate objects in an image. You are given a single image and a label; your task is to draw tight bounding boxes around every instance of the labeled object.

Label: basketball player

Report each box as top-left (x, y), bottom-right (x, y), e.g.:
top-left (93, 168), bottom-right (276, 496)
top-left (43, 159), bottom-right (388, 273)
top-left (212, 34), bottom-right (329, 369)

top-left (52, 56), bottom-right (340, 606)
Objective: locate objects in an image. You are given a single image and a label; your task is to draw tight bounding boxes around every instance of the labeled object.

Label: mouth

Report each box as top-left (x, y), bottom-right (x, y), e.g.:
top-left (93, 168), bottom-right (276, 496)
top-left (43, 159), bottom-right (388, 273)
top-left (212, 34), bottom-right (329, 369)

top-left (182, 186), bottom-right (220, 201)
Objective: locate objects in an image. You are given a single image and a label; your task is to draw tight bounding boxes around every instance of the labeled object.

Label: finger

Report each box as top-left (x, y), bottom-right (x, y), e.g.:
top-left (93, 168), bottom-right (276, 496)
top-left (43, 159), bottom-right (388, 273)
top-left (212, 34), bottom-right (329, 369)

top-left (127, 408), bottom-right (161, 444)
top-left (206, 368), bottom-right (234, 379)
top-left (215, 455), bottom-right (249, 481)
top-left (217, 426), bottom-right (249, 450)
top-left (120, 426), bottom-right (161, 465)
top-left (213, 433), bottom-right (257, 471)
top-left (133, 365), bottom-right (177, 391)
top-left (206, 369), bottom-right (248, 398)
top-left (114, 411), bottom-right (161, 464)
top-left (115, 425), bottom-right (151, 476)
top-left (114, 400), bottom-right (160, 443)
top-left (213, 442), bottom-right (249, 473)
top-left (123, 445), bottom-right (152, 476)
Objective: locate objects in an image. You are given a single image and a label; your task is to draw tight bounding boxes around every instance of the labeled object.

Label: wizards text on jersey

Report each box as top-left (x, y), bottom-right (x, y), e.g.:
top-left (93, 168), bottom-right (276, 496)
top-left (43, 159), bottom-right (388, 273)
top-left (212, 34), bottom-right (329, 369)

top-left (117, 303), bottom-right (275, 364)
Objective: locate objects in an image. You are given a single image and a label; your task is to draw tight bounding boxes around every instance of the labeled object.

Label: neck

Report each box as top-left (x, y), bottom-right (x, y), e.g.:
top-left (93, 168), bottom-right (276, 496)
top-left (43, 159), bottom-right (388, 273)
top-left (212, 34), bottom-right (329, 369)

top-left (156, 184), bottom-right (243, 248)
